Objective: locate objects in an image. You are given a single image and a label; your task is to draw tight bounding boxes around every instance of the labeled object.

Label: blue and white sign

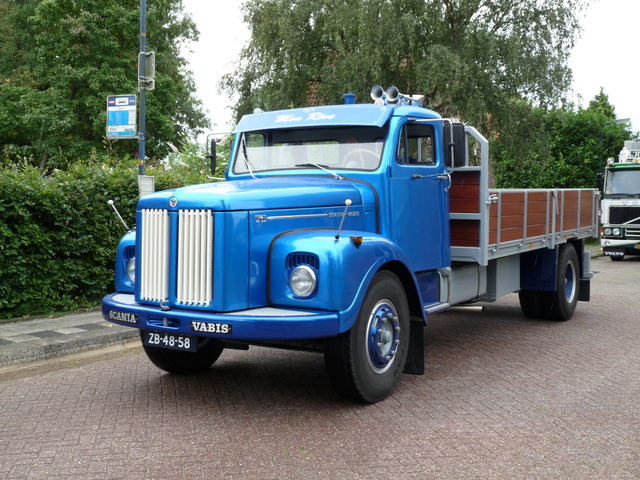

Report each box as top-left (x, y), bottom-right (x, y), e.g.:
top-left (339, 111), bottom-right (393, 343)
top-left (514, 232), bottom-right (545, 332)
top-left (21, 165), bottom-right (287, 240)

top-left (107, 95), bottom-right (137, 139)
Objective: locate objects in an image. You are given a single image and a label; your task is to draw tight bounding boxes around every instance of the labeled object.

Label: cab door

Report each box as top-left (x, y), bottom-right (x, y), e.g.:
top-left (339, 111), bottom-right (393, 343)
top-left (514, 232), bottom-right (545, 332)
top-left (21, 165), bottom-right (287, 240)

top-left (388, 121), bottom-right (450, 271)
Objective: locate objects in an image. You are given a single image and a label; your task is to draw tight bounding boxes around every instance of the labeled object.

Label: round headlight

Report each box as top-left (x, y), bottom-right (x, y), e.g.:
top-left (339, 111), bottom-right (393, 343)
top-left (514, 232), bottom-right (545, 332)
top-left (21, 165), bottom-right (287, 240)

top-left (613, 228), bottom-right (621, 236)
top-left (127, 257), bottom-right (136, 283)
top-left (604, 228), bottom-right (612, 236)
top-left (289, 265), bottom-right (317, 298)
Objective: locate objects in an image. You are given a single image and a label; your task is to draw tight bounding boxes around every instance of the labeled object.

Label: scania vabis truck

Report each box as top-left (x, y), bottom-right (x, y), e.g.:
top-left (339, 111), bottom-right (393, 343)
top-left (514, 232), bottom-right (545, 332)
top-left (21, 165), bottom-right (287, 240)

top-left (103, 87), bottom-right (597, 403)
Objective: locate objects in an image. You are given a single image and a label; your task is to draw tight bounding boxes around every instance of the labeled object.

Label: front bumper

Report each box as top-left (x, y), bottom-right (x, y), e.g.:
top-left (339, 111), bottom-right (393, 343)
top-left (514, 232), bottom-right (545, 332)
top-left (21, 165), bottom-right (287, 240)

top-left (102, 293), bottom-right (340, 341)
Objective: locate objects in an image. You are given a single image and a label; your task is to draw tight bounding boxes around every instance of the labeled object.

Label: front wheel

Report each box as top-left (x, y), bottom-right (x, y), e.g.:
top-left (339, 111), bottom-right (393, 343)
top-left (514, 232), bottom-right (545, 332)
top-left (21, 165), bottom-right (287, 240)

top-left (141, 331), bottom-right (224, 374)
top-left (324, 271), bottom-right (409, 403)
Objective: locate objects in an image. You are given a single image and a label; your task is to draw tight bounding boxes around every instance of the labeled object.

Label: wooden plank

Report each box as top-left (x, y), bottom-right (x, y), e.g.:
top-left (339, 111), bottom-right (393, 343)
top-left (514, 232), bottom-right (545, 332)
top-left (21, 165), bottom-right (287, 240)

top-left (450, 171), bottom-right (481, 214)
top-left (450, 220), bottom-right (480, 247)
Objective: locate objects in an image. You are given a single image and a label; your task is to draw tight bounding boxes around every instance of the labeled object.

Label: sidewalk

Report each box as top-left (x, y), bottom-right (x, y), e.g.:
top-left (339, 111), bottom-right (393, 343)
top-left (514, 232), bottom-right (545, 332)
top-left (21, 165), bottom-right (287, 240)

top-left (0, 244), bottom-right (603, 369)
top-left (0, 309), bottom-right (139, 368)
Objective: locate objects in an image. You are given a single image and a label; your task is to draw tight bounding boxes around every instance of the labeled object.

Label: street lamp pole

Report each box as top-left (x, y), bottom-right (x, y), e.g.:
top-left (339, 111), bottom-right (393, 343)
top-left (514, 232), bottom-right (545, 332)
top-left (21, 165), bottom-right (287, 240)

top-left (600, 118), bottom-right (631, 145)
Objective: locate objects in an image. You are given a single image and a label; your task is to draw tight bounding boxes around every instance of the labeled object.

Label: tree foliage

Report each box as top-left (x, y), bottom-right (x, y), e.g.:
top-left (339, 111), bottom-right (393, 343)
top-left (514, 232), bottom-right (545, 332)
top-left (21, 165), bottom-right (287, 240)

top-left (222, 0), bottom-right (586, 130)
top-left (0, 0), bottom-right (209, 170)
top-left (493, 91), bottom-right (632, 188)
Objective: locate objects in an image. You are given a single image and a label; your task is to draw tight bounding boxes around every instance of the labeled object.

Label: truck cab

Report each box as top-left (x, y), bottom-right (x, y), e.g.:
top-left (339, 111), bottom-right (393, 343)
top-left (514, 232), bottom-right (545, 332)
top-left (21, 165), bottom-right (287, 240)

top-left (600, 140), bottom-right (640, 260)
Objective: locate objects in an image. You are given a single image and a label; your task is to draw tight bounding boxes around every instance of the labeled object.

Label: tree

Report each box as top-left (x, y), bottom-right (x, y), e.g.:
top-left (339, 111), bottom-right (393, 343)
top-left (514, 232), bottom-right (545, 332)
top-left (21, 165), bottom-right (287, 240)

top-left (0, 0), bottom-right (209, 170)
top-left (493, 91), bottom-right (632, 188)
top-left (221, 0), bottom-right (587, 131)
top-left (588, 87), bottom-right (615, 118)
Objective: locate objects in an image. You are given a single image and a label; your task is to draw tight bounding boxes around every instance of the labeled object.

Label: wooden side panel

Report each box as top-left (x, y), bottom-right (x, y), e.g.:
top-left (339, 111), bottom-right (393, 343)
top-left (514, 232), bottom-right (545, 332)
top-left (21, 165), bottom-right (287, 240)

top-left (560, 190), bottom-right (579, 232)
top-left (580, 192), bottom-right (595, 228)
top-left (490, 191), bottom-right (551, 245)
top-left (449, 170), bottom-right (481, 213)
top-left (449, 170), bottom-right (481, 248)
top-left (450, 220), bottom-right (480, 247)
top-left (492, 192), bottom-right (525, 243)
top-left (526, 191), bottom-right (548, 238)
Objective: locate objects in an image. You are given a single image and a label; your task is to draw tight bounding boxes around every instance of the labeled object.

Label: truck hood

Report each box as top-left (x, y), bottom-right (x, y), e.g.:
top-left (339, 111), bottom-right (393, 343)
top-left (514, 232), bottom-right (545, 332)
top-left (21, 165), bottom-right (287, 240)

top-left (137, 176), bottom-right (365, 211)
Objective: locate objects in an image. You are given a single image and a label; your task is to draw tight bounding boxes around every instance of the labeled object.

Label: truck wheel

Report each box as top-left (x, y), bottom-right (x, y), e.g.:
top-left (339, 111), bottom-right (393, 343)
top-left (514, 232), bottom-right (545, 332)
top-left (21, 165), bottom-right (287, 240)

top-left (324, 270), bottom-right (409, 403)
top-left (141, 332), bottom-right (224, 374)
top-left (540, 243), bottom-right (580, 321)
top-left (518, 289), bottom-right (544, 318)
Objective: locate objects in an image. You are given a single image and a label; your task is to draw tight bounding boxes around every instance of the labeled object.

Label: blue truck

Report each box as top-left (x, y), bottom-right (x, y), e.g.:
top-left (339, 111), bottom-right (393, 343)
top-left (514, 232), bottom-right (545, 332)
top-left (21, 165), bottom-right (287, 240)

top-left (103, 87), bottom-right (598, 403)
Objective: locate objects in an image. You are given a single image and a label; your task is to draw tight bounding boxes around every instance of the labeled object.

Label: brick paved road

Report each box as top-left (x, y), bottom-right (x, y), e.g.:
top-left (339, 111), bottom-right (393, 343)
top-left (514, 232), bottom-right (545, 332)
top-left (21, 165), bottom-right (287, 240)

top-left (1, 254), bottom-right (639, 479)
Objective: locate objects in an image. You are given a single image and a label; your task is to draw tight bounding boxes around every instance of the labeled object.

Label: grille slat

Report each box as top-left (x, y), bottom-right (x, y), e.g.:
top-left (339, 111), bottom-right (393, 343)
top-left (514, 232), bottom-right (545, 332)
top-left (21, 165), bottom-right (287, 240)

top-left (177, 209), bottom-right (214, 306)
top-left (140, 209), bottom-right (170, 303)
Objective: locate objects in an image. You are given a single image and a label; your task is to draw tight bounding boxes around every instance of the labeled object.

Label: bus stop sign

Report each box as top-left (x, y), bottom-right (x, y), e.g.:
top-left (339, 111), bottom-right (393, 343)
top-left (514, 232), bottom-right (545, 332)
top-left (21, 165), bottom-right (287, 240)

top-left (106, 95), bottom-right (137, 139)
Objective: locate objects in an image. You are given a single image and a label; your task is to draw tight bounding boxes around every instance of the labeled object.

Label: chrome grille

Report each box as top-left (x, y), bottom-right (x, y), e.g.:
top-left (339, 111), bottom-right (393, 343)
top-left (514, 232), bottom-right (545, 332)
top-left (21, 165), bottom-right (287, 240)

top-left (177, 209), bottom-right (214, 306)
top-left (140, 209), bottom-right (170, 302)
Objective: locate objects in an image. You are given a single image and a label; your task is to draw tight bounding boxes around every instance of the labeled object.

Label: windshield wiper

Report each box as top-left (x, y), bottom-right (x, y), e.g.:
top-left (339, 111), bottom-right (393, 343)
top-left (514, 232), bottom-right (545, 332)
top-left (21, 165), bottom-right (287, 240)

top-left (295, 163), bottom-right (343, 180)
top-left (241, 135), bottom-right (257, 179)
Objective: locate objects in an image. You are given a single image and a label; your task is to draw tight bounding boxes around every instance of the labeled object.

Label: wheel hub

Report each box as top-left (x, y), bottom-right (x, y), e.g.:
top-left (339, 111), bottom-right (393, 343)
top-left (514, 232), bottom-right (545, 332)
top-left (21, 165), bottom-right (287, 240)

top-left (366, 300), bottom-right (400, 374)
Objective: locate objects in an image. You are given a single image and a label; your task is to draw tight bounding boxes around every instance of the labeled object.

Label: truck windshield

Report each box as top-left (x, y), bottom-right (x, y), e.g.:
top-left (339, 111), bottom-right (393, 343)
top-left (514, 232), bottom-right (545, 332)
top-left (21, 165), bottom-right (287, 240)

top-left (605, 169), bottom-right (640, 195)
top-left (232, 126), bottom-right (387, 175)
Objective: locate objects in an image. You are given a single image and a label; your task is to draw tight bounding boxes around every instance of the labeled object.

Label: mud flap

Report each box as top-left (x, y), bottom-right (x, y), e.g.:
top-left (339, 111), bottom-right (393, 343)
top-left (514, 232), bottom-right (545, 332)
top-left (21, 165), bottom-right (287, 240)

top-left (403, 319), bottom-right (425, 375)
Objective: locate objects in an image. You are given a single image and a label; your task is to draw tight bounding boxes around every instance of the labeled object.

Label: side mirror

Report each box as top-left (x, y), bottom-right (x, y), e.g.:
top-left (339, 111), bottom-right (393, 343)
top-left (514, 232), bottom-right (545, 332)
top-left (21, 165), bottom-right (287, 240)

top-left (444, 123), bottom-right (466, 168)
top-left (205, 139), bottom-right (217, 175)
top-left (596, 172), bottom-right (604, 192)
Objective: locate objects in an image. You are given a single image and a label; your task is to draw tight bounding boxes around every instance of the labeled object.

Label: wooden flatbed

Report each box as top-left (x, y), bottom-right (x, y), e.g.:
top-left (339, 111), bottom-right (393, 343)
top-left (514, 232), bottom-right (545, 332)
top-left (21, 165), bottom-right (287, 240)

top-left (447, 128), bottom-right (598, 265)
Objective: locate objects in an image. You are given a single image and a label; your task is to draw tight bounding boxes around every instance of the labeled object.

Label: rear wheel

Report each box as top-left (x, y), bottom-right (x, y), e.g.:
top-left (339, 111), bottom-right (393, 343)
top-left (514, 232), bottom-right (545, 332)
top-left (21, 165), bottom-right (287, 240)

top-left (519, 244), bottom-right (580, 321)
top-left (542, 243), bottom-right (580, 321)
top-left (518, 289), bottom-right (544, 319)
top-left (141, 331), bottom-right (224, 374)
top-left (324, 271), bottom-right (409, 403)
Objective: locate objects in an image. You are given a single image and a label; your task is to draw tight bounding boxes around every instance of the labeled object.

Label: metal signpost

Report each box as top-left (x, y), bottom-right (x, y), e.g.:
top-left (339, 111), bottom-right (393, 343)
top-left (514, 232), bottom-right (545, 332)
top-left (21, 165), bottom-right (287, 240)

top-left (106, 1), bottom-right (155, 197)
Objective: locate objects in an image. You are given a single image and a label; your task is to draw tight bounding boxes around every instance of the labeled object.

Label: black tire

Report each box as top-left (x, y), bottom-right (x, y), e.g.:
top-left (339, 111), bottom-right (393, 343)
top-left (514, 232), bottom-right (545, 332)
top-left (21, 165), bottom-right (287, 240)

top-left (540, 243), bottom-right (580, 321)
top-left (141, 331), bottom-right (224, 374)
top-left (324, 270), bottom-right (409, 403)
top-left (518, 289), bottom-right (544, 319)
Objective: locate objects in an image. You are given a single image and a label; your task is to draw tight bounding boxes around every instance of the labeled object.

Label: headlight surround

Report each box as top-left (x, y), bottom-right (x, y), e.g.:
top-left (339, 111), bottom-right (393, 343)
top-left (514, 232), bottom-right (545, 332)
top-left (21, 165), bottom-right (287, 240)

top-left (289, 265), bottom-right (317, 298)
top-left (127, 257), bottom-right (136, 283)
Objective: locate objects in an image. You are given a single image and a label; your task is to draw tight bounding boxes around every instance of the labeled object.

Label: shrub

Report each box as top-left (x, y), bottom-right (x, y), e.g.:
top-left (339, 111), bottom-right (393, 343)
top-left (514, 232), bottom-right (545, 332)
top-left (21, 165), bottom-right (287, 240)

top-left (0, 148), bottom-right (217, 319)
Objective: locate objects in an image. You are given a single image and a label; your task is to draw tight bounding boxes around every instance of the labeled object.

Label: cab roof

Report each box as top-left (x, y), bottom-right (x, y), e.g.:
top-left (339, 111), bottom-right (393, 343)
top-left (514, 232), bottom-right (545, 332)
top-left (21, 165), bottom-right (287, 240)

top-left (234, 103), bottom-right (441, 133)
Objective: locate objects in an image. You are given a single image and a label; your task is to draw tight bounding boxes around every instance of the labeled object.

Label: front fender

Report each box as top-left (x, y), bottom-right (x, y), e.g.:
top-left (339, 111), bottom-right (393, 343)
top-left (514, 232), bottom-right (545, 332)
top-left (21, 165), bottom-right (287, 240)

top-left (114, 230), bottom-right (136, 293)
top-left (269, 230), bottom-right (416, 333)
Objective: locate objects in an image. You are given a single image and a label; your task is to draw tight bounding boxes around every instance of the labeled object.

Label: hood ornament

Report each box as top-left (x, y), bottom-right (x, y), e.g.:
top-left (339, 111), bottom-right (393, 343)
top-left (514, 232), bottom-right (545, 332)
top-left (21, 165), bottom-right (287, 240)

top-left (170, 197), bottom-right (178, 207)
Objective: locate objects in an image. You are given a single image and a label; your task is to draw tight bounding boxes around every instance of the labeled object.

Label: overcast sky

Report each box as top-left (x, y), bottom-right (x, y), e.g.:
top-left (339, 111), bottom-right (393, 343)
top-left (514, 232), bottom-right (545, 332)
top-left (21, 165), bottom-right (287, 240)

top-left (181, 0), bottom-right (640, 136)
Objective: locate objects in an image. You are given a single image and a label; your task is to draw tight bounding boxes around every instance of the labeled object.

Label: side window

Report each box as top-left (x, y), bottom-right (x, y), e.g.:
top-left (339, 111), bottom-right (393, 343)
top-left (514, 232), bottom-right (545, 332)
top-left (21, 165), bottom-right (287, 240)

top-left (396, 124), bottom-right (434, 166)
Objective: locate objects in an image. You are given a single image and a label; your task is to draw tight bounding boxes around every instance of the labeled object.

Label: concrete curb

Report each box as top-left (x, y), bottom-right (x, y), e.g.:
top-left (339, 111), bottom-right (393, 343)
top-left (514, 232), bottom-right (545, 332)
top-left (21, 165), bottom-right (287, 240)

top-left (0, 325), bottom-right (139, 368)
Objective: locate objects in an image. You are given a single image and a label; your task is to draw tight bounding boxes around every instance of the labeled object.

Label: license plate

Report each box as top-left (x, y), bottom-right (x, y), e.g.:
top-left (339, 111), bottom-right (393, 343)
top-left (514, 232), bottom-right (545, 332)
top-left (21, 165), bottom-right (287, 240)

top-left (142, 331), bottom-right (197, 352)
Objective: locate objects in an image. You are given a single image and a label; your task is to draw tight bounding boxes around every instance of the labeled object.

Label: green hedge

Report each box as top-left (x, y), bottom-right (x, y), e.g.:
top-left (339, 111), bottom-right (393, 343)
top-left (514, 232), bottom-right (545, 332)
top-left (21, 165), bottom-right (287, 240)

top-left (0, 159), bottom-right (212, 319)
